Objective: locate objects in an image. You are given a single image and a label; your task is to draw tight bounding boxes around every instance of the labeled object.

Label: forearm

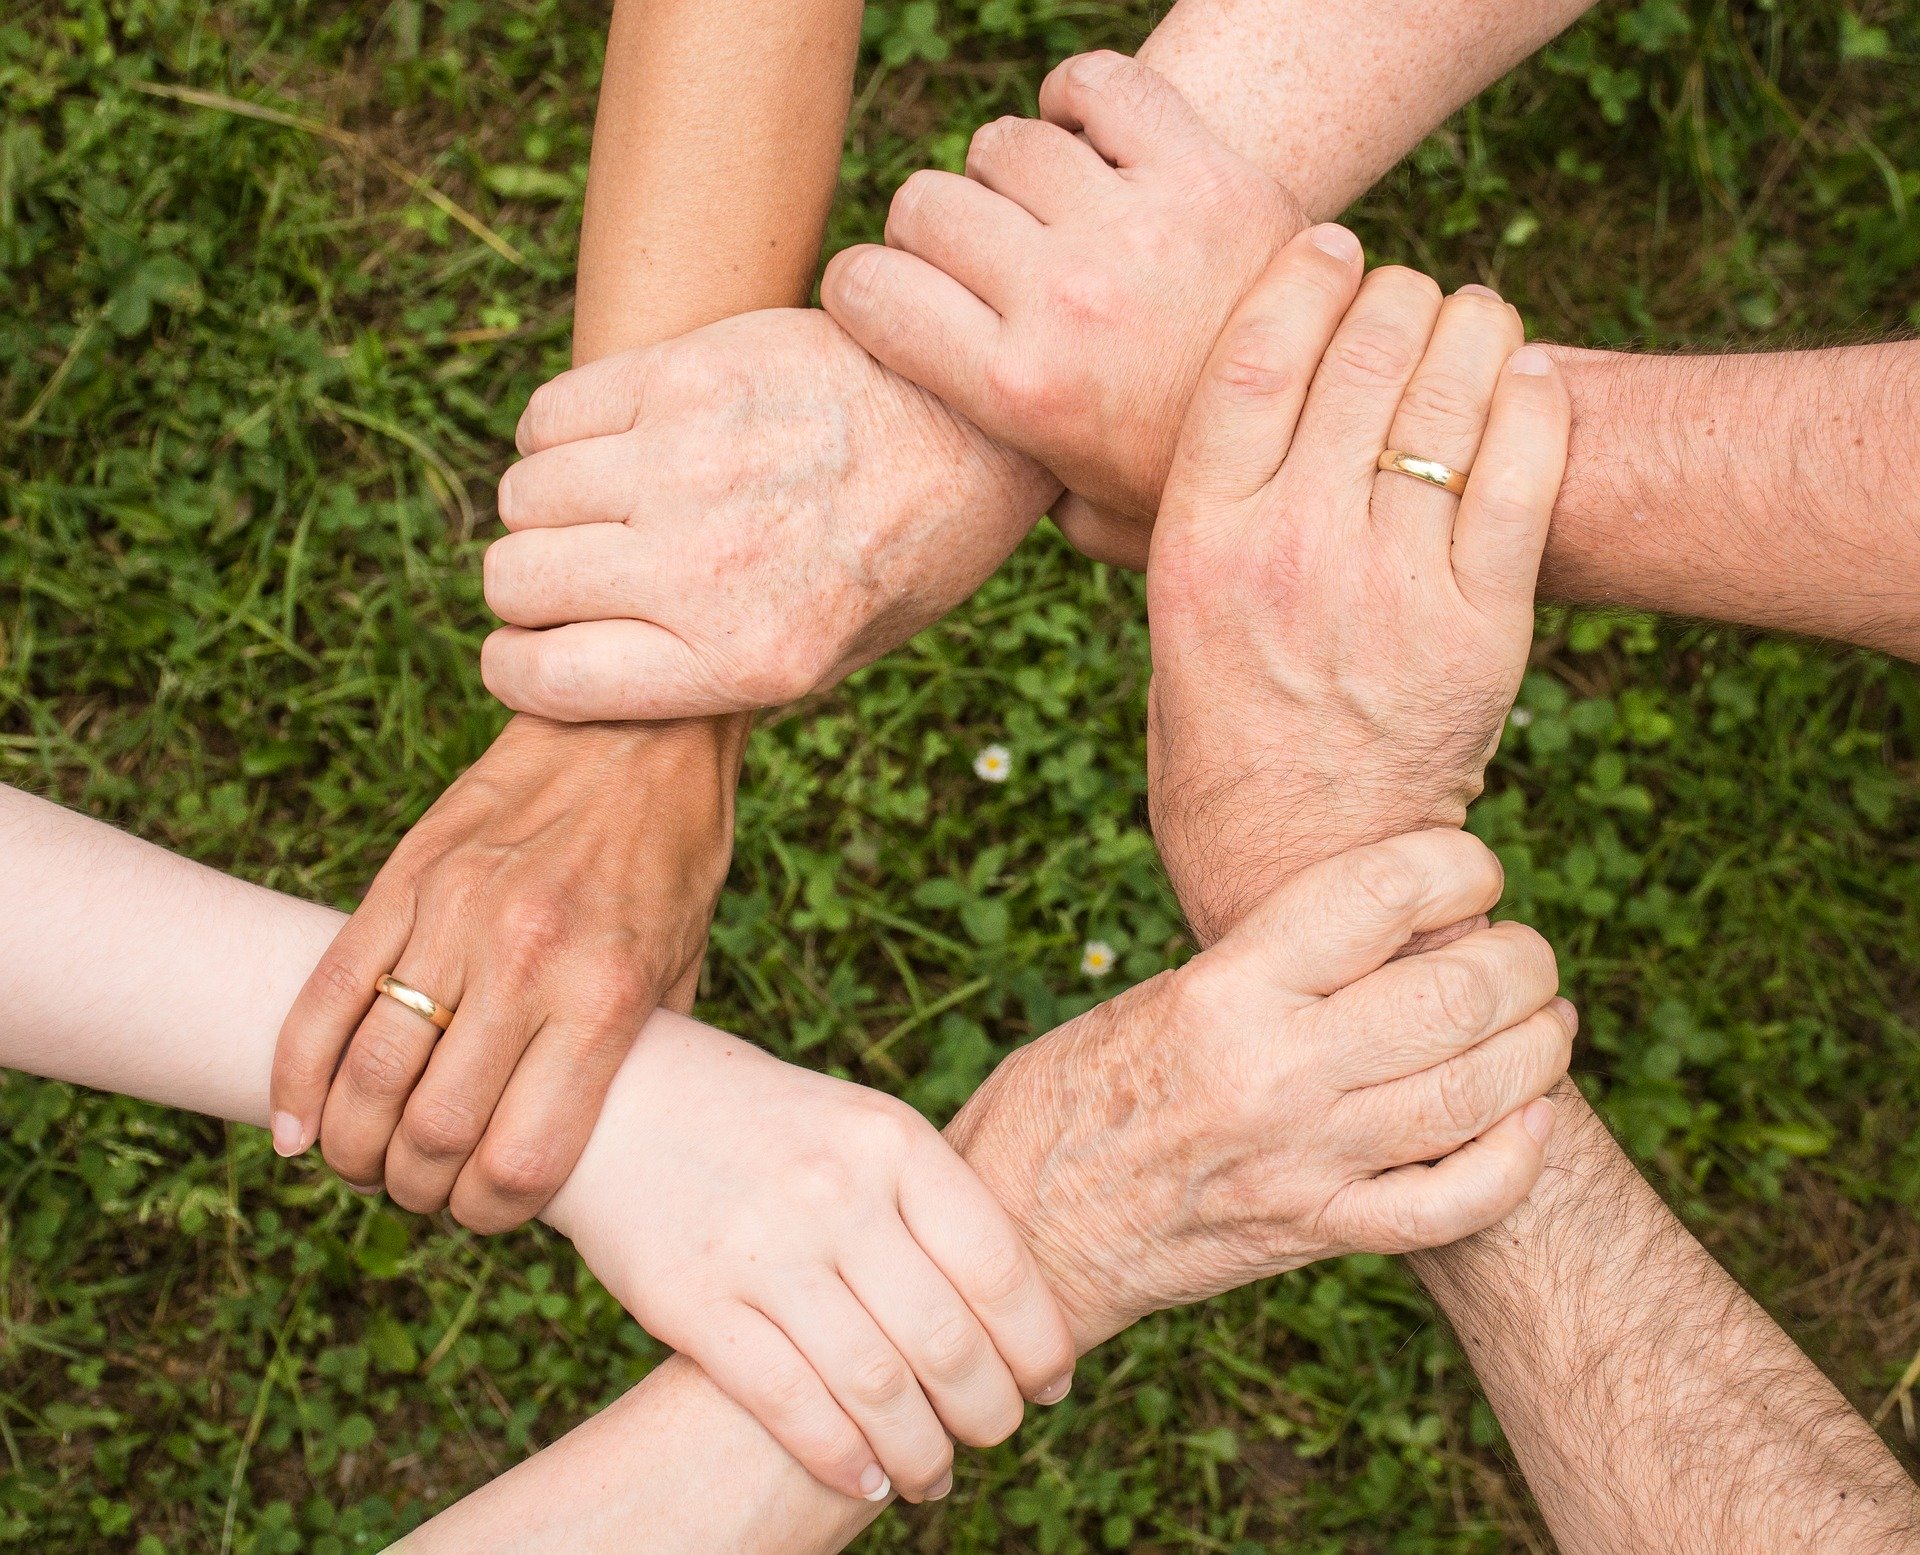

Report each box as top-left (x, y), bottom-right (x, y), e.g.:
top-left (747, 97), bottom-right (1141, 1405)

top-left (1543, 343), bottom-right (1920, 658)
top-left (0, 783), bottom-right (871, 1550)
top-left (1137, 0), bottom-right (1593, 219)
top-left (572, 0), bottom-right (861, 360)
top-left (1412, 1083), bottom-right (1920, 1553)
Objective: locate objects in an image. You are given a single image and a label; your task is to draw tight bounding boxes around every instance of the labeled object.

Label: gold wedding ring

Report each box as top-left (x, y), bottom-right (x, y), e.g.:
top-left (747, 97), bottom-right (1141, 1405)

top-left (1378, 449), bottom-right (1469, 495)
top-left (375, 973), bottom-right (455, 1031)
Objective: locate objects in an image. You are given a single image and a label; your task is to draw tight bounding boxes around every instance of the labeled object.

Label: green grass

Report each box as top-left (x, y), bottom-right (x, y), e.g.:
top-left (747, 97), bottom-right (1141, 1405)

top-left (3, 0), bottom-right (1919, 1550)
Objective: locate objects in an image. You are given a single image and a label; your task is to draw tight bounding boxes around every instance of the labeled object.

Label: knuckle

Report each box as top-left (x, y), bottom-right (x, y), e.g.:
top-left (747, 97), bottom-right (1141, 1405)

top-left (902, 1440), bottom-right (955, 1497)
top-left (529, 644), bottom-right (584, 712)
top-left (757, 1355), bottom-right (820, 1418)
top-left (919, 1309), bottom-right (988, 1383)
top-left (1426, 954), bottom-right (1498, 1037)
top-left (968, 1393), bottom-right (1026, 1449)
top-left (964, 1232), bottom-right (1033, 1309)
top-left (471, 1133), bottom-right (569, 1209)
top-left (495, 893), bottom-right (571, 960)
top-left (343, 1028), bottom-right (421, 1099)
top-left (310, 952), bottom-right (377, 1016)
top-left (888, 169), bottom-right (941, 235)
top-left (401, 1093), bottom-right (488, 1164)
top-left (1211, 318), bottom-right (1305, 401)
top-left (1398, 369), bottom-right (1486, 429)
top-left (1433, 1053), bottom-right (1492, 1138)
top-left (966, 116), bottom-right (1020, 169)
top-left (848, 1348), bottom-right (915, 1411)
top-left (985, 351), bottom-right (1064, 420)
top-left (1344, 846), bottom-right (1426, 923)
top-left (1327, 319), bottom-right (1419, 387)
top-left (516, 381), bottom-right (562, 456)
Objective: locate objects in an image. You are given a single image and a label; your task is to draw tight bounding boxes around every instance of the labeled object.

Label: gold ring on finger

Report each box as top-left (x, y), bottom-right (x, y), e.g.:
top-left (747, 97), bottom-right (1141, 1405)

top-left (1378, 449), bottom-right (1469, 495)
top-left (375, 973), bottom-right (456, 1031)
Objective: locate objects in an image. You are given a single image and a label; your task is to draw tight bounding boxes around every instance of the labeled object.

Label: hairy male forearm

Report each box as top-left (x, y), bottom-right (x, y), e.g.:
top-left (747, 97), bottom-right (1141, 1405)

top-left (1411, 1084), bottom-right (1920, 1554)
top-left (1544, 343), bottom-right (1920, 658)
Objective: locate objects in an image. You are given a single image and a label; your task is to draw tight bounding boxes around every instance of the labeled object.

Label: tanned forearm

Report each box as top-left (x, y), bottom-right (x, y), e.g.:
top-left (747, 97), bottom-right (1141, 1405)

top-left (1413, 1084), bottom-right (1920, 1553)
top-left (1543, 344), bottom-right (1920, 658)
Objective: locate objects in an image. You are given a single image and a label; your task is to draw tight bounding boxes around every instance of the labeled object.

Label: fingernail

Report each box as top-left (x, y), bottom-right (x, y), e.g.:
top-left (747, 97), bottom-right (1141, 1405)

top-left (859, 1465), bottom-right (891, 1502)
top-left (1522, 1097), bottom-right (1556, 1145)
top-left (1456, 282), bottom-right (1502, 301)
top-left (926, 1471), bottom-right (953, 1502)
top-left (1508, 345), bottom-right (1552, 376)
top-left (1033, 1372), bottom-right (1073, 1405)
top-left (1309, 223), bottom-right (1361, 262)
top-left (270, 1111), bottom-right (308, 1157)
top-left (1551, 996), bottom-right (1580, 1037)
top-left (345, 1179), bottom-right (382, 1197)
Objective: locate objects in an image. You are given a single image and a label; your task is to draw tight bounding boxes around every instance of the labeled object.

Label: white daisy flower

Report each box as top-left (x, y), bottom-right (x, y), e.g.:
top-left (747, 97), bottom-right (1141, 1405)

top-left (973, 744), bottom-right (1012, 783)
top-left (1080, 940), bottom-right (1116, 979)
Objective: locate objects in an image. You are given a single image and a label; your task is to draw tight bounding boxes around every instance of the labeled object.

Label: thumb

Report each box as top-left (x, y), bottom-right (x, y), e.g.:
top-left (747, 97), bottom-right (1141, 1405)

top-left (1051, 492), bottom-right (1152, 570)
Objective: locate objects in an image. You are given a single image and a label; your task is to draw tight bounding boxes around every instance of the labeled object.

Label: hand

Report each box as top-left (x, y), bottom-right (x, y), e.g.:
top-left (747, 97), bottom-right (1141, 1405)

top-left (478, 308), bottom-right (1059, 723)
top-left (822, 51), bottom-right (1301, 567)
top-left (544, 1013), bottom-right (1076, 1506)
top-left (270, 715), bottom-right (740, 1231)
top-left (948, 829), bottom-right (1572, 1348)
top-left (1145, 230), bottom-right (1570, 943)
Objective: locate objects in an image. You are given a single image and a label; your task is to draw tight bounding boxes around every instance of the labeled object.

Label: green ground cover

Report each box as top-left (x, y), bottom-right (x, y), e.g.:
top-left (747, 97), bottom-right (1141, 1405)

top-left (2, 1), bottom-right (1918, 1549)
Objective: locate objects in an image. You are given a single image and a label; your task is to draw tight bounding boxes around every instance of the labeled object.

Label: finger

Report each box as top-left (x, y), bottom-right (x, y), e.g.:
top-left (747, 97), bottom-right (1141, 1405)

top-left (318, 939), bottom-right (466, 1189)
top-left (1221, 829), bottom-right (1508, 997)
top-left (1450, 344), bottom-right (1570, 619)
top-left (378, 967), bottom-right (534, 1216)
top-left (1037, 51), bottom-right (1213, 171)
top-left (481, 620), bottom-right (729, 723)
top-left (885, 169), bottom-right (1040, 312)
top-left (840, 1233), bottom-right (1024, 1455)
top-left (820, 243), bottom-right (1004, 416)
top-left (899, 1150), bottom-right (1076, 1411)
top-left (447, 1017), bottom-right (640, 1233)
top-left (965, 114), bottom-right (1117, 221)
top-left (1285, 264), bottom-right (1444, 503)
top-left (1050, 492), bottom-right (1150, 570)
top-left (1372, 285), bottom-right (1522, 561)
top-left (514, 345), bottom-right (665, 456)
top-left (685, 1304), bottom-right (890, 1503)
top-left (1158, 224), bottom-right (1364, 511)
top-left (271, 893), bottom-right (413, 1158)
top-left (496, 439), bottom-right (644, 532)
top-left (1324, 920), bottom-right (1561, 1087)
top-left (483, 524), bottom-right (658, 629)
top-left (1330, 1094), bottom-right (1557, 1254)
top-left (1358, 1001), bottom-right (1576, 1168)
top-left (762, 1282), bottom-right (955, 1502)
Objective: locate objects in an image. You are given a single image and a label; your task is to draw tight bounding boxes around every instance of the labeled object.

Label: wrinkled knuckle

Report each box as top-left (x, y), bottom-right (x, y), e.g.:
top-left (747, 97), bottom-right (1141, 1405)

top-left (344, 1029), bottom-right (420, 1099)
top-left (965, 1235), bottom-right (1031, 1309)
top-left (1329, 320), bottom-right (1417, 387)
top-left (312, 952), bottom-right (374, 1014)
top-left (527, 641), bottom-right (584, 712)
top-left (1212, 319), bottom-right (1303, 400)
top-left (903, 1440), bottom-right (955, 1496)
top-left (758, 1356), bottom-right (819, 1418)
top-left (1399, 369), bottom-right (1485, 429)
top-left (1376, 264), bottom-right (1444, 307)
top-left (1433, 1054), bottom-right (1490, 1138)
top-left (966, 116), bottom-right (1019, 169)
top-left (788, 1152), bottom-right (859, 1211)
top-left (1346, 847), bottom-right (1425, 923)
top-left (745, 635), bottom-right (825, 708)
top-left (1428, 955), bottom-right (1497, 1037)
top-left (401, 1094), bottom-right (487, 1164)
top-left (888, 169), bottom-right (941, 234)
top-left (472, 1133), bottom-right (568, 1209)
top-left (849, 1349), bottom-right (914, 1412)
top-left (920, 1310), bottom-right (988, 1384)
top-left (1060, 49), bottom-right (1124, 96)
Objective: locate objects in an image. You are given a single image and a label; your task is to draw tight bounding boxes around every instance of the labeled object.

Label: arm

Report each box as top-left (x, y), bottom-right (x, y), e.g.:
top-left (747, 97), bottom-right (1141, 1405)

top-left (269, 0), bottom-right (862, 1228)
top-left (476, 0), bottom-right (1600, 724)
top-left (1137, 228), bottom-right (1920, 1548)
top-left (1415, 1086), bottom-right (1920, 1553)
top-left (2, 781), bottom-right (1566, 1552)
